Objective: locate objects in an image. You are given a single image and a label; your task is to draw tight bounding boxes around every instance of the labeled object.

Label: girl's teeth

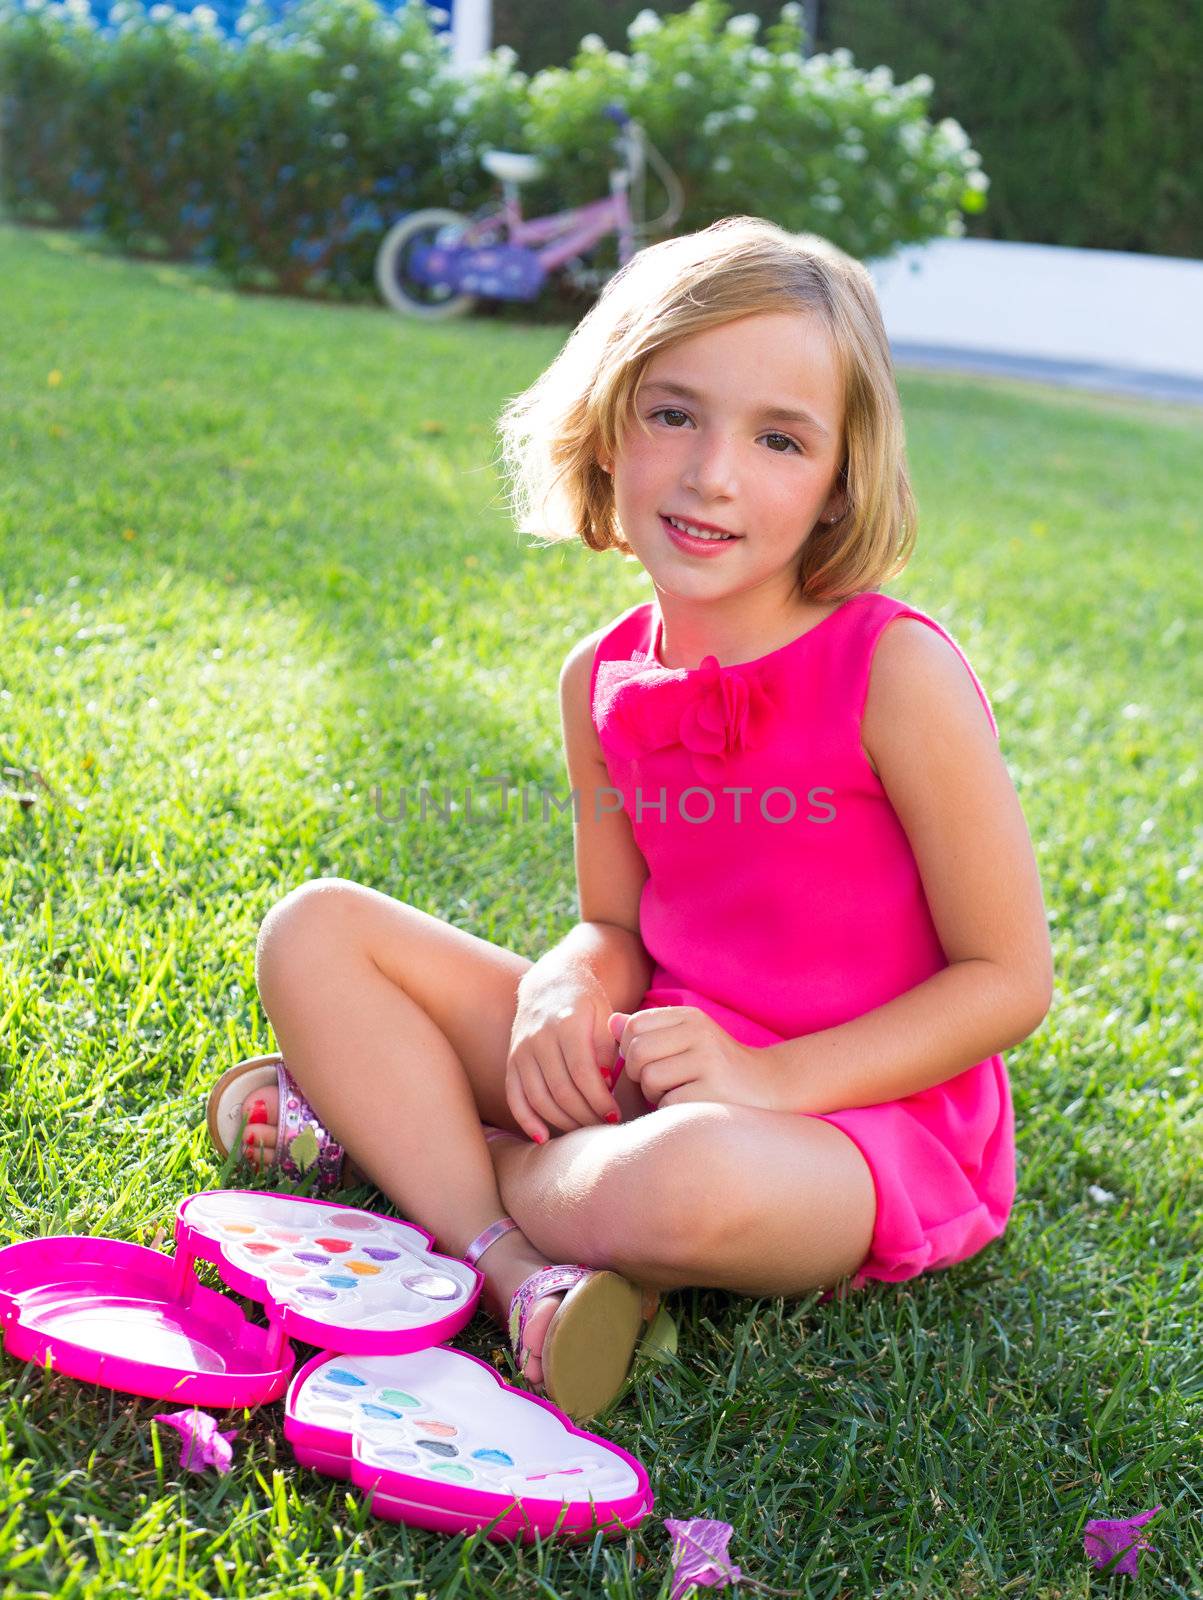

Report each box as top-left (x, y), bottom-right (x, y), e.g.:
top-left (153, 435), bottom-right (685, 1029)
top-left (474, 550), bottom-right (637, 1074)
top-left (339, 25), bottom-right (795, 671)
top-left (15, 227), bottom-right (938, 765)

top-left (668, 517), bottom-right (734, 541)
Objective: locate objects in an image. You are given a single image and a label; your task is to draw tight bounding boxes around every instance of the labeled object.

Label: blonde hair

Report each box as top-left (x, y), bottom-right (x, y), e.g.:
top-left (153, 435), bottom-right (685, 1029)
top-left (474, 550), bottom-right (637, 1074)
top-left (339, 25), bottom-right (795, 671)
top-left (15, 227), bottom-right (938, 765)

top-left (494, 215), bottom-right (918, 600)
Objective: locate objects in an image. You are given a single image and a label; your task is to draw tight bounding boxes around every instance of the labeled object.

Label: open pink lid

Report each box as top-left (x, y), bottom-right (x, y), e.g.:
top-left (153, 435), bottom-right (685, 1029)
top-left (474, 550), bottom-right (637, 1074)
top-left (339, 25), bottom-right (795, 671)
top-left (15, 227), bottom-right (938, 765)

top-left (0, 1234), bottom-right (294, 1407)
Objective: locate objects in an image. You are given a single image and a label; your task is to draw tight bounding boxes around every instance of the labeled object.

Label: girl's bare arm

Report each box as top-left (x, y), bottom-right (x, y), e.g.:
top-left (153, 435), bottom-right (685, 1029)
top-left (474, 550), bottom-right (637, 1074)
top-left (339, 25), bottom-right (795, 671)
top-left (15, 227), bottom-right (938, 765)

top-left (769, 618), bottom-right (1054, 1114)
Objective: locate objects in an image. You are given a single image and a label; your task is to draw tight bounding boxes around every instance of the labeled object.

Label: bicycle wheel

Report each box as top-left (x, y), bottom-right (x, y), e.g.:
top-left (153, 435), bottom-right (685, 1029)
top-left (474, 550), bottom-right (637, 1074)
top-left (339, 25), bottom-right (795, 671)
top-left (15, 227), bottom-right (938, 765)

top-left (374, 208), bottom-right (479, 319)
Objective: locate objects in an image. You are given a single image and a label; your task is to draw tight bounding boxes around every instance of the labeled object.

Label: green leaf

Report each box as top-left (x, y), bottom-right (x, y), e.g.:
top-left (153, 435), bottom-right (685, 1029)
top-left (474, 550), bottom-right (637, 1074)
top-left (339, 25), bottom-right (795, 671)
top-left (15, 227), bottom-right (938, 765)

top-left (289, 1126), bottom-right (319, 1173)
top-left (638, 1305), bottom-right (678, 1364)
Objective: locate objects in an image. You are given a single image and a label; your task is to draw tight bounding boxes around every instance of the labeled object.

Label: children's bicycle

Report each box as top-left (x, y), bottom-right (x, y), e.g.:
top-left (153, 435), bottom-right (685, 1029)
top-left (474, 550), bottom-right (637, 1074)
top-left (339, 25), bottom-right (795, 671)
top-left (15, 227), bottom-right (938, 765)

top-left (374, 104), bottom-right (684, 319)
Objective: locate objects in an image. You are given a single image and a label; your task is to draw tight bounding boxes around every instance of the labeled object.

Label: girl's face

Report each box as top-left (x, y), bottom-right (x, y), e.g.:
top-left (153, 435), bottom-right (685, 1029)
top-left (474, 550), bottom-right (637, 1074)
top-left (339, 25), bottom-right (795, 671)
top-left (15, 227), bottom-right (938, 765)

top-left (605, 311), bottom-right (847, 609)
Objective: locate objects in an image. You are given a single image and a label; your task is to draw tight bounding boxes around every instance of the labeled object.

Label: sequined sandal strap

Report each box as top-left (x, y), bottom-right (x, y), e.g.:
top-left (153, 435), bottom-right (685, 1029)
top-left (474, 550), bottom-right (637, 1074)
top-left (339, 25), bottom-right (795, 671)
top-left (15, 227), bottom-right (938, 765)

top-left (276, 1058), bottom-right (346, 1193)
top-left (507, 1263), bottom-right (592, 1361)
top-left (463, 1216), bottom-right (520, 1267)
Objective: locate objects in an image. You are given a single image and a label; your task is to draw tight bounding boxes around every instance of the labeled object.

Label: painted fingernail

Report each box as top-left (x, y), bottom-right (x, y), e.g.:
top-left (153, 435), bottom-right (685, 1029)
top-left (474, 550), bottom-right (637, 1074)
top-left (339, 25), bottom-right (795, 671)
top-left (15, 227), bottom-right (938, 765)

top-left (247, 1098), bottom-right (269, 1125)
top-left (605, 1111), bottom-right (620, 1124)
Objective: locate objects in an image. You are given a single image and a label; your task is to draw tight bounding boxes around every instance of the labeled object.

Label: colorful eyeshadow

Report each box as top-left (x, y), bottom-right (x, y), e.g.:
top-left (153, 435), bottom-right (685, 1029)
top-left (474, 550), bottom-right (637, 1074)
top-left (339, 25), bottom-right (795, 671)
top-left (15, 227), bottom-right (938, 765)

top-left (324, 1369), bottom-right (367, 1387)
top-left (267, 1229), bottom-right (301, 1242)
top-left (296, 1286), bottom-right (338, 1302)
top-left (294, 1252), bottom-right (329, 1264)
top-left (220, 1224), bottom-right (256, 1236)
top-left (315, 1238), bottom-right (353, 1254)
top-left (472, 1448), bottom-right (514, 1466)
top-left (415, 1420), bottom-right (456, 1438)
top-left (415, 1439), bottom-right (457, 1457)
top-left (403, 1272), bottom-right (460, 1300)
top-left (242, 1243), bottom-right (278, 1256)
top-left (268, 1263), bottom-right (307, 1279)
top-left (361, 1248), bottom-right (400, 1262)
top-left (346, 1262), bottom-right (381, 1277)
top-left (361, 1403), bottom-right (402, 1420)
top-left (321, 1274), bottom-right (357, 1288)
top-left (428, 1463), bottom-right (473, 1482)
top-left (378, 1389), bottom-right (420, 1408)
top-left (309, 1384), bottom-right (354, 1402)
top-left (330, 1213), bottom-right (378, 1232)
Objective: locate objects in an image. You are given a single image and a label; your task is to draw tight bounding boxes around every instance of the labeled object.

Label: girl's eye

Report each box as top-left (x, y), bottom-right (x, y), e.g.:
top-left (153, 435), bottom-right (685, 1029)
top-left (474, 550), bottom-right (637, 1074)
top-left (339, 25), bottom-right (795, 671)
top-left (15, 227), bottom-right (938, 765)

top-left (648, 410), bottom-right (802, 454)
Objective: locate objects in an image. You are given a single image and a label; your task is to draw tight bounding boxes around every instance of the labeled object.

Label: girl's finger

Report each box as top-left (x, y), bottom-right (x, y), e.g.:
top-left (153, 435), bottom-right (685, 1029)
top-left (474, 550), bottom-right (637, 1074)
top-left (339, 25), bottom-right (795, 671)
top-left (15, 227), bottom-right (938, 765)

top-left (563, 1030), bottom-right (620, 1123)
top-left (506, 1071), bottom-right (548, 1144)
top-left (611, 1007), bottom-right (694, 1060)
top-left (655, 1083), bottom-right (705, 1108)
top-left (620, 1017), bottom-right (690, 1082)
top-left (527, 1030), bottom-right (598, 1132)
top-left (549, 1042), bottom-right (611, 1127)
top-left (641, 1045), bottom-right (698, 1106)
top-left (519, 1045), bottom-right (585, 1134)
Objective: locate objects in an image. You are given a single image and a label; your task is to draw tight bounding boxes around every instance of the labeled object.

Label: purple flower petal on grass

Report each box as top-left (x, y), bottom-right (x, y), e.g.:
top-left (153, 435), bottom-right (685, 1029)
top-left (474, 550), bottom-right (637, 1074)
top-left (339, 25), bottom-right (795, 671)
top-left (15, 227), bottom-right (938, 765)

top-left (152, 1408), bottom-right (239, 1475)
top-left (664, 1518), bottom-right (742, 1599)
top-left (1083, 1504), bottom-right (1163, 1577)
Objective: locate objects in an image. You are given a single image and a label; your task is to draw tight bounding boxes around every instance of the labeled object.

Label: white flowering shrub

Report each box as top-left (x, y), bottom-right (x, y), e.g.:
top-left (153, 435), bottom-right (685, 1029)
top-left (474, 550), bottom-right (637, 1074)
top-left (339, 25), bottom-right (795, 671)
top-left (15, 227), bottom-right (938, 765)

top-left (0, 0), bottom-right (984, 299)
top-left (524, 0), bottom-right (986, 262)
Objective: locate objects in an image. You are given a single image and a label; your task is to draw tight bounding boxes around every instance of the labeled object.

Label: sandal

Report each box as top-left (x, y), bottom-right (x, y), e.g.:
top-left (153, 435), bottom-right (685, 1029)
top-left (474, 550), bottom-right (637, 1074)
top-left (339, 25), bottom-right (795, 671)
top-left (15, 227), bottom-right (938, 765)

top-left (207, 1070), bottom-right (534, 1192)
top-left (463, 1208), bottom-right (661, 1423)
top-left (207, 1053), bottom-right (347, 1193)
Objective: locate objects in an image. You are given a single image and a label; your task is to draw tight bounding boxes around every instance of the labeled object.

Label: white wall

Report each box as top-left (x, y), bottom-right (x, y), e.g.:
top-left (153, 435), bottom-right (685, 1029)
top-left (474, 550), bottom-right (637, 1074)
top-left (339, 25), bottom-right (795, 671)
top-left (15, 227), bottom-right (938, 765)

top-left (868, 238), bottom-right (1203, 381)
top-left (448, 0), bottom-right (491, 70)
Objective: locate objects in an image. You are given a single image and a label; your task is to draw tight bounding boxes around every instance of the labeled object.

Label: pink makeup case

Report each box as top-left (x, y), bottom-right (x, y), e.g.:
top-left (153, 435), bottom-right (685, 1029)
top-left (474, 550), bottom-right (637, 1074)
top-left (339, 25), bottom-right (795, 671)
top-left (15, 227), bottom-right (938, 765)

top-left (0, 1189), bottom-right (653, 1543)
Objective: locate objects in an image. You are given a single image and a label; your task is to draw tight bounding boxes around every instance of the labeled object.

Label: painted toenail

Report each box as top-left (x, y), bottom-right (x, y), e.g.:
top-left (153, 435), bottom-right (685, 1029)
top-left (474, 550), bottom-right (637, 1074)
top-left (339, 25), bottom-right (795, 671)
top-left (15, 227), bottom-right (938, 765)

top-left (248, 1098), bottom-right (269, 1124)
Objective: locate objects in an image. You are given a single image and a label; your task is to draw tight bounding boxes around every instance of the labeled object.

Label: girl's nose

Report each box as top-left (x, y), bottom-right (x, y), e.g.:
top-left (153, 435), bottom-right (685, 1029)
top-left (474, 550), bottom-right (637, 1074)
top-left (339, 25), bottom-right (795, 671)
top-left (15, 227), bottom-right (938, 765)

top-left (681, 433), bottom-right (740, 501)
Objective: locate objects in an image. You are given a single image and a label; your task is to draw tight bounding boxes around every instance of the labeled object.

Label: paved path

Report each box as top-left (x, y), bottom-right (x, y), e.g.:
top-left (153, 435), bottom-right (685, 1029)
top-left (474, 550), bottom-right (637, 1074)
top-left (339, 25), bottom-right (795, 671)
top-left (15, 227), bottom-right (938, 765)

top-left (891, 343), bottom-right (1203, 407)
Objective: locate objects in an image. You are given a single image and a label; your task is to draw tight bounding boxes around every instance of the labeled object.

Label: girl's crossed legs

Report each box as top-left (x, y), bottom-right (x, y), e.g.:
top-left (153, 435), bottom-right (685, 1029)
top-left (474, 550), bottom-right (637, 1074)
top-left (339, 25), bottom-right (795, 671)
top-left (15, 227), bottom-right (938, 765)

top-left (244, 877), bottom-right (877, 1386)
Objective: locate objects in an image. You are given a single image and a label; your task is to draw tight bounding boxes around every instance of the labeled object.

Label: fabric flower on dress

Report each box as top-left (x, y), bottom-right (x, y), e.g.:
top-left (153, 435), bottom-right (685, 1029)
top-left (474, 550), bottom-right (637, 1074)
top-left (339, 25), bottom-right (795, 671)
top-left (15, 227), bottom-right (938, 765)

top-left (594, 652), bottom-right (779, 783)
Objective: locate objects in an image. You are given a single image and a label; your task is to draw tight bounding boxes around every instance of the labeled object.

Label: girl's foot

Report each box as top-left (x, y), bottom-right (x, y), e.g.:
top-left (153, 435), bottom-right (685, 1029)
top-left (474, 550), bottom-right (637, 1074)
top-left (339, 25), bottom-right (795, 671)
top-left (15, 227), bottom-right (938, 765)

top-left (236, 1082), bottom-right (368, 1185)
top-left (236, 1086), bottom-right (566, 1387)
top-left (474, 1227), bottom-right (566, 1390)
top-left (238, 1083), bottom-right (279, 1169)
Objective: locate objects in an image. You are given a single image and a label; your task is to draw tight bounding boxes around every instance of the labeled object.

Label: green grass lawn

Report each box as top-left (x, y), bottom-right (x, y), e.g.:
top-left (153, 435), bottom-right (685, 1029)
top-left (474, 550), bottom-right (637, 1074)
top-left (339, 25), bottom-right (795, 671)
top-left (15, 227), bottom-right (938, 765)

top-left (1, 219), bottom-right (1200, 1598)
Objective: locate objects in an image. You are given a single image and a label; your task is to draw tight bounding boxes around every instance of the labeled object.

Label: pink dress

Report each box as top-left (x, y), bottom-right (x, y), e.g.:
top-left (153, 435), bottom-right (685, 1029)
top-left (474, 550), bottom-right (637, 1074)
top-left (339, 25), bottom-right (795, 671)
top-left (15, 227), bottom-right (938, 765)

top-left (590, 589), bottom-right (1016, 1292)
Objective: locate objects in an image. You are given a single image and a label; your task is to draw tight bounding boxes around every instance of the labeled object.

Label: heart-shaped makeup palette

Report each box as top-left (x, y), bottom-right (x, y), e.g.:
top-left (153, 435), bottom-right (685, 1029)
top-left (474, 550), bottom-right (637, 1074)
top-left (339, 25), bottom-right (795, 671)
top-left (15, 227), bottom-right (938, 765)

top-left (286, 1347), bottom-right (652, 1542)
top-left (0, 1190), bottom-right (655, 1540)
top-left (174, 1191), bottom-right (478, 1354)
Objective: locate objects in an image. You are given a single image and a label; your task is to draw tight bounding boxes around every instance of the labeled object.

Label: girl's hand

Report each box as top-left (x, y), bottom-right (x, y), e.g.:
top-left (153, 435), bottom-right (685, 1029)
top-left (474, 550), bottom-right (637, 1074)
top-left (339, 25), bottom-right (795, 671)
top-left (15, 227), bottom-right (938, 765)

top-left (608, 1007), bottom-right (779, 1113)
top-left (506, 970), bottom-right (624, 1141)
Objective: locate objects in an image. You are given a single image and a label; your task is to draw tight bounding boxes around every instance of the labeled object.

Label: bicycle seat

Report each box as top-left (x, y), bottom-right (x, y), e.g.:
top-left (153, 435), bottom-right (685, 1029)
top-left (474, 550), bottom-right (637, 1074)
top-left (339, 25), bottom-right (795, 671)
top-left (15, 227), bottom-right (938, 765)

top-left (481, 150), bottom-right (546, 185)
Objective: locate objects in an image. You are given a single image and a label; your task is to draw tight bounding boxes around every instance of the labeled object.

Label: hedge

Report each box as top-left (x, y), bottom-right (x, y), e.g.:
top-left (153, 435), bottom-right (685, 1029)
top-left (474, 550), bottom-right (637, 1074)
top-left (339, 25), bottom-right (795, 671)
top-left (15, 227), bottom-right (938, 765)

top-left (0, 0), bottom-right (989, 299)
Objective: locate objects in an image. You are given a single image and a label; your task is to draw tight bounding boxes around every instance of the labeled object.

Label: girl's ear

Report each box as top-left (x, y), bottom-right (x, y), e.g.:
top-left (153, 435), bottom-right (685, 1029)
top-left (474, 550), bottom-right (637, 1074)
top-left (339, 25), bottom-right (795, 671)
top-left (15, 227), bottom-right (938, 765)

top-left (821, 466), bottom-right (848, 523)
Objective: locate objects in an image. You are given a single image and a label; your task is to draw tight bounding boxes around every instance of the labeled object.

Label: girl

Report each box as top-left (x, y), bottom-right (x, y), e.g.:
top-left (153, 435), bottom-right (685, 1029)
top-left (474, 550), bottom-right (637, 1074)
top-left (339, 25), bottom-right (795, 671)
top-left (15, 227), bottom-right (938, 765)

top-left (207, 216), bottom-right (1053, 1424)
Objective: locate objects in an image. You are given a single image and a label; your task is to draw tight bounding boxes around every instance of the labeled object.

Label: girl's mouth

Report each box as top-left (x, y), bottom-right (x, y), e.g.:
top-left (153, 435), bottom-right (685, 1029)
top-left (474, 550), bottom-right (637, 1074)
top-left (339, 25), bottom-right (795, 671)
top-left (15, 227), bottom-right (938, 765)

top-left (659, 514), bottom-right (743, 557)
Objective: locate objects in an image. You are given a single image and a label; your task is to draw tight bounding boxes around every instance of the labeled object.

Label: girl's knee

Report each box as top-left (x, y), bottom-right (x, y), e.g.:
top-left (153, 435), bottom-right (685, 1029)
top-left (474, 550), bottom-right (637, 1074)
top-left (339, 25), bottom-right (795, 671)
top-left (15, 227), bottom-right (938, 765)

top-left (255, 876), bottom-right (380, 989)
top-left (589, 1105), bottom-right (733, 1269)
